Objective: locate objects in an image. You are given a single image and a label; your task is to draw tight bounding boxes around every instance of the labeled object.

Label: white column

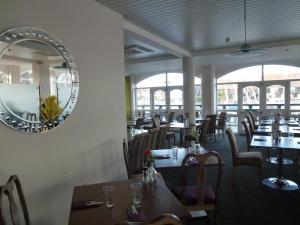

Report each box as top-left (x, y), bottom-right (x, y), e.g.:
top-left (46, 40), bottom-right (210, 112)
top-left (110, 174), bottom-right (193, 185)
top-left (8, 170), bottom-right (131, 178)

top-left (201, 65), bottom-right (216, 116)
top-left (9, 65), bottom-right (20, 84)
top-left (183, 57), bottom-right (195, 125)
top-left (39, 64), bottom-right (51, 98)
top-left (32, 63), bottom-right (40, 85)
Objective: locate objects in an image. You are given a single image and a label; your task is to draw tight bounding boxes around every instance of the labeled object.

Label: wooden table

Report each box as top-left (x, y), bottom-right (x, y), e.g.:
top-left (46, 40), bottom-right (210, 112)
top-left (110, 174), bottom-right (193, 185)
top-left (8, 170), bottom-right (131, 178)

top-left (68, 176), bottom-right (190, 225)
top-left (153, 148), bottom-right (220, 169)
top-left (251, 135), bottom-right (300, 191)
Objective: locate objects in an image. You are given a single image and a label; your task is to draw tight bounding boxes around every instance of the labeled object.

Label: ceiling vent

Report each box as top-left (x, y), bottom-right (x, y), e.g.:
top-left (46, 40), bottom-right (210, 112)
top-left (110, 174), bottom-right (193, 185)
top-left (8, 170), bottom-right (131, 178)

top-left (124, 45), bottom-right (153, 55)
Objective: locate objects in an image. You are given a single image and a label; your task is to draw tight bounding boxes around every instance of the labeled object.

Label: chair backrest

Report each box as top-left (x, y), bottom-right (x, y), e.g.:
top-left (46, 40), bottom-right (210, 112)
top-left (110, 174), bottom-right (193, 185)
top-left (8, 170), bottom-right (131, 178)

top-left (217, 111), bottom-right (227, 127)
top-left (177, 114), bottom-right (184, 123)
top-left (129, 133), bottom-right (149, 174)
top-left (156, 125), bottom-right (168, 149)
top-left (120, 213), bottom-right (183, 225)
top-left (148, 128), bottom-right (160, 149)
top-left (225, 128), bottom-right (239, 163)
top-left (135, 118), bottom-right (144, 129)
top-left (123, 139), bottom-right (131, 178)
top-left (0, 175), bottom-right (30, 225)
top-left (199, 119), bottom-right (210, 148)
top-left (206, 114), bottom-right (217, 134)
top-left (180, 151), bottom-right (223, 206)
top-left (241, 120), bottom-right (251, 151)
top-left (245, 114), bottom-right (254, 135)
top-left (168, 112), bottom-right (175, 124)
top-left (152, 117), bottom-right (160, 128)
top-left (248, 111), bottom-right (256, 125)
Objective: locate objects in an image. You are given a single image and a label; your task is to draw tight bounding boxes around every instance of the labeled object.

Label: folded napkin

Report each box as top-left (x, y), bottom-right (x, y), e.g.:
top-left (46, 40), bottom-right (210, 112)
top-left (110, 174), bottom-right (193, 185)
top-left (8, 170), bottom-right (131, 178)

top-left (127, 207), bottom-right (146, 222)
top-left (71, 200), bottom-right (103, 210)
top-left (154, 155), bottom-right (170, 160)
top-left (254, 138), bottom-right (267, 142)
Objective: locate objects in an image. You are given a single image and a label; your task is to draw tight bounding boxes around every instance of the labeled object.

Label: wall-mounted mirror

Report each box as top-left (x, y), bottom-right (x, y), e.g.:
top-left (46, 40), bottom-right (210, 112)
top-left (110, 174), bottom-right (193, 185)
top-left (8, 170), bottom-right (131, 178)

top-left (0, 27), bottom-right (79, 133)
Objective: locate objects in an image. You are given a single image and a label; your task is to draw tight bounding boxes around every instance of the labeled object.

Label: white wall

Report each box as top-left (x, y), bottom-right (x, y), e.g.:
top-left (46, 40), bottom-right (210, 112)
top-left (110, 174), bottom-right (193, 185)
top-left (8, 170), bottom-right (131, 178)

top-left (0, 1), bottom-right (127, 225)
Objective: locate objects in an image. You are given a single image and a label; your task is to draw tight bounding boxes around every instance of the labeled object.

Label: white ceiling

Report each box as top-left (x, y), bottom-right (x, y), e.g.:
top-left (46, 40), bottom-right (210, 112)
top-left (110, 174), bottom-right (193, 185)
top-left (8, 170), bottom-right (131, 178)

top-left (98, 0), bottom-right (300, 52)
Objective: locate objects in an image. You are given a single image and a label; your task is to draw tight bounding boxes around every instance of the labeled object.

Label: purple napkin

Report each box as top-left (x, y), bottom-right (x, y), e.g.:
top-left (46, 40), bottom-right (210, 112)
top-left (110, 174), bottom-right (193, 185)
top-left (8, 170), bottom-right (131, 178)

top-left (127, 207), bottom-right (146, 222)
top-left (71, 200), bottom-right (103, 210)
top-left (186, 157), bottom-right (199, 166)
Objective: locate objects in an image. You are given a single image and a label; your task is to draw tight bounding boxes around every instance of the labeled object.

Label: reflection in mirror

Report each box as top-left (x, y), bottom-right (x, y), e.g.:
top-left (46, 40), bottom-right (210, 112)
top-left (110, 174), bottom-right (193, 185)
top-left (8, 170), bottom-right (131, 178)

top-left (0, 27), bottom-right (79, 133)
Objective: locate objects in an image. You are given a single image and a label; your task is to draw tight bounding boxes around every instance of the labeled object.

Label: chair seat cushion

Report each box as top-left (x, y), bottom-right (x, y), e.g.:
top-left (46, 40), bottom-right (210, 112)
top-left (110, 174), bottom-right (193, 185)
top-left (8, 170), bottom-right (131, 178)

top-left (237, 151), bottom-right (262, 165)
top-left (173, 185), bottom-right (215, 205)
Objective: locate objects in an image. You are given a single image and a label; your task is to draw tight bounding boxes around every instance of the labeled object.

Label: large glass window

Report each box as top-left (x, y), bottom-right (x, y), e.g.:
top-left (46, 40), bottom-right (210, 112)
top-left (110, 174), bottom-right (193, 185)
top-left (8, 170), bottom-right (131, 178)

top-left (290, 81), bottom-right (300, 110)
top-left (170, 89), bottom-right (183, 109)
top-left (264, 65), bottom-right (300, 81)
top-left (153, 90), bottom-right (166, 110)
top-left (167, 73), bottom-right (183, 86)
top-left (135, 73), bottom-right (201, 114)
top-left (218, 66), bottom-right (262, 83)
top-left (242, 86), bottom-right (260, 109)
top-left (136, 88), bottom-right (150, 111)
top-left (217, 84), bottom-right (238, 110)
top-left (266, 85), bottom-right (285, 109)
top-left (136, 73), bottom-right (166, 88)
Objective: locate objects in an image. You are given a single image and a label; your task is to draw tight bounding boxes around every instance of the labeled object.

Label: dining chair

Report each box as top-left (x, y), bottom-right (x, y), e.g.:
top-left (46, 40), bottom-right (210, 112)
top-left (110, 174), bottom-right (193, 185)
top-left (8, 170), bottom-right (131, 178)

top-left (245, 114), bottom-right (255, 136)
top-left (248, 111), bottom-right (258, 129)
top-left (135, 118), bottom-right (144, 129)
top-left (199, 119), bottom-right (210, 149)
top-left (225, 128), bottom-right (263, 185)
top-left (128, 133), bottom-right (150, 174)
top-left (157, 125), bottom-right (168, 149)
top-left (0, 175), bottom-right (31, 225)
top-left (148, 128), bottom-right (160, 149)
top-left (123, 139), bottom-right (132, 178)
top-left (173, 151), bottom-right (223, 224)
top-left (241, 121), bottom-right (251, 151)
top-left (120, 213), bottom-right (183, 225)
top-left (152, 116), bottom-right (161, 128)
top-left (216, 112), bottom-right (227, 138)
top-left (206, 114), bottom-right (217, 142)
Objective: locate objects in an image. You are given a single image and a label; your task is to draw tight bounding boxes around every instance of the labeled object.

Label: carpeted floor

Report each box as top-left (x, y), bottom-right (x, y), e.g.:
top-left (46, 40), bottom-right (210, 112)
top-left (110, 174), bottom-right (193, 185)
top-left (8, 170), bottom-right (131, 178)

top-left (158, 134), bottom-right (300, 225)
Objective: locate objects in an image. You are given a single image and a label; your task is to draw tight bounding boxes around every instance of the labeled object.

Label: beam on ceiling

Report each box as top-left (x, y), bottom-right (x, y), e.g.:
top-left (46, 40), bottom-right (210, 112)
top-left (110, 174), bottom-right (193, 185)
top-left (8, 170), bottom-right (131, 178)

top-left (123, 20), bottom-right (191, 58)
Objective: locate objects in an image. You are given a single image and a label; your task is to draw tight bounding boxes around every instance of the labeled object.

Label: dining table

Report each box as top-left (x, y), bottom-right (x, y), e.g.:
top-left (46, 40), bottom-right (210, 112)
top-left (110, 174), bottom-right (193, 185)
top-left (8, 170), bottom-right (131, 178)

top-left (251, 135), bottom-right (300, 191)
top-left (169, 122), bottom-right (202, 147)
top-left (152, 147), bottom-right (220, 169)
top-left (68, 175), bottom-right (191, 225)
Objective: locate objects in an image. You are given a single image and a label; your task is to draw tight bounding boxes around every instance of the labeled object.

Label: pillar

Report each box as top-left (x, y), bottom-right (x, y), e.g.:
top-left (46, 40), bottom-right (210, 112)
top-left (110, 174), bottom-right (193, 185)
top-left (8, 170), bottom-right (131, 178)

top-left (201, 65), bottom-right (217, 116)
top-left (38, 64), bottom-right (51, 98)
top-left (9, 65), bottom-right (20, 84)
top-left (183, 57), bottom-right (195, 125)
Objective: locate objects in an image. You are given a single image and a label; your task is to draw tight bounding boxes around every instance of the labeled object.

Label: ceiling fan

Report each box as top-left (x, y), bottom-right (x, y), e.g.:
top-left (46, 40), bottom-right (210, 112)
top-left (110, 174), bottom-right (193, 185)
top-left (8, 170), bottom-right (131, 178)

top-left (225, 0), bottom-right (267, 58)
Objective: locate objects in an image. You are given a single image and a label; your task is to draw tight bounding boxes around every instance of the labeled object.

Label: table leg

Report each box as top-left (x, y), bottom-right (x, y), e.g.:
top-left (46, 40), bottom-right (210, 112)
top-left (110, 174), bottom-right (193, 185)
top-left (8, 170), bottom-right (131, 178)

top-left (263, 148), bottom-right (298, 191)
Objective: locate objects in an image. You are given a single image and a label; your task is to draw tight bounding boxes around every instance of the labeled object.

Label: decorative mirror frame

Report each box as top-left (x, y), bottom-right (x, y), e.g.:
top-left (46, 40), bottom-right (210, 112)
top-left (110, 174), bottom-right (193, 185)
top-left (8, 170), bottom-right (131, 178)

top-left (0, 27), bottom-right (79, 133)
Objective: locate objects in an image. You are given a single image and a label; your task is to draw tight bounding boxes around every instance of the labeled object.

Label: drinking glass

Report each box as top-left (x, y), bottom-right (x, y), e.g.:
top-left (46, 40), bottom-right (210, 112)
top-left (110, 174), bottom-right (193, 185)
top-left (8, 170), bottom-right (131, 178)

top-left (102, 185), bottom-right (115, 208)
top-left (172, 146), bottom-right (178, 160)
top-left (131, 183), bottom-right (142, 206)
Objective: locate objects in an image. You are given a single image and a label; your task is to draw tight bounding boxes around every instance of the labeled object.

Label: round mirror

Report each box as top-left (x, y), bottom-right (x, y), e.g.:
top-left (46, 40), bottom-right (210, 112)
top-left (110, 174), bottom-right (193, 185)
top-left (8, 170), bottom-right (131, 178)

top-left (0, 27), bottom-right (79, 133)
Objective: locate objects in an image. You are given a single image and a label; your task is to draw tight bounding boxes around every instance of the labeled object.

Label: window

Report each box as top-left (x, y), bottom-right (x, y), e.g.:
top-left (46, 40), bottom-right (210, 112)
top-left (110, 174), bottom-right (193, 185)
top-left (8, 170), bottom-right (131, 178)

top-left (242, 86), bottom-right (260, 109)
top-left (135, 73), bottom-right (201, 114)
top-left (136, 88), bottom-right (150, 111)
top-left (264, 65), bottom-right (300, 81)
top-left (136, 73), bottom-right (166, 88)
top-left (290, 81), bottom-right (300, 110)
top-left (153, 90), bottom-right (166, 110)
top-left (266, 85), bottom-right (285, 109)
top-left (217, 66), bottom-right (262, 83)
top-left (217, 84), bottom-right (238, 110)
top-left (167, 73), bottom-right (183, 86)
top-left (170, 89), bottom-right (183, 109)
